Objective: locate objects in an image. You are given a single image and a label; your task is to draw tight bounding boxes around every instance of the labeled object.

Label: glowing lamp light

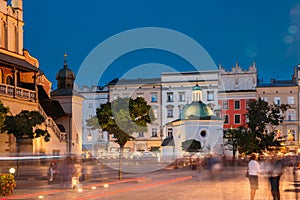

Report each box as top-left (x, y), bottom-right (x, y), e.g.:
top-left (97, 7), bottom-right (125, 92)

top-left (91, 186), bottom-right (96, 190)
top-left (103, 184), bottom-right (109, 188)
top-left (78, 188), bottom-right (83, 192)
top-left (9, 168), bottom-right (15, 174)
top-left (38, 196), bottom-right (44, 199)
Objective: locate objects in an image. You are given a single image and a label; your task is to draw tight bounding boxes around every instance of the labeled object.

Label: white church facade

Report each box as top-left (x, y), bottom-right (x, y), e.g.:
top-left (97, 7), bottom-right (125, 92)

top-left (162, 84), bottom-right (224, 159)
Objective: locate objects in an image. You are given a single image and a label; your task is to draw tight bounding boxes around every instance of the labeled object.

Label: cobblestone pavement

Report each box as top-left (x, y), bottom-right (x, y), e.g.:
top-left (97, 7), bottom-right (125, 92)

top-left (3, 165), bottom-right (300, 200)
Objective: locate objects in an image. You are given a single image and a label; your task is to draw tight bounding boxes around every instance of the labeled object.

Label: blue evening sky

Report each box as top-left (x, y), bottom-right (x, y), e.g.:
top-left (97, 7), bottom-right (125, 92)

top-left (23, 0), bottom-right (300, 89)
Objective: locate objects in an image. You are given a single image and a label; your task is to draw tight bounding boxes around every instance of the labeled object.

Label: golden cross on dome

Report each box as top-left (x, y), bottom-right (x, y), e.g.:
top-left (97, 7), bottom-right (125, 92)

top-left (64, 53), bottom-right (68, 68)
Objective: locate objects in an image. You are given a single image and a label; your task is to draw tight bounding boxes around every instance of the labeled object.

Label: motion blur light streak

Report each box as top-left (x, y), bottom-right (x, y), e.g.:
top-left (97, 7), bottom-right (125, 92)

top-left (75, 176), bottom-right (192, 200)
top-left (10, 189), bottom-right (65, 199)
top-left (10, 178), bottom-right (146, 199)
top-left (81, 177), bottom-right (146, 189)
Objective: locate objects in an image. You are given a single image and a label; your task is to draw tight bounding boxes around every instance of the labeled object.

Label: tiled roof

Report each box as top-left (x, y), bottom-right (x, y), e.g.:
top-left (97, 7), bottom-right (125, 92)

top-left (0, 52), bottom-right (38, 72)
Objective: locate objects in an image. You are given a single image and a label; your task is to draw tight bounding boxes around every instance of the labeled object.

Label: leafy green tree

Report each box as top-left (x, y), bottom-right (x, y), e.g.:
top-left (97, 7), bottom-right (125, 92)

top-left (3, 110), bottom-right (50, 153)
top-left (236, 98), bottom-right (290, 155)
top-left (2, 110), bottom-right (50, 177)
top-left (86, 115), bottom-right (101, 129)
top-left (223, 128), bottom-right (239, 161)
top-left (182, 139), bottom-right (201, 153)
top-left (234, 127), bottom-right (256, 156)
top-left (96, 97), bottom-right (154, 179)
top-left (0, 100), bottom-right (9, 130)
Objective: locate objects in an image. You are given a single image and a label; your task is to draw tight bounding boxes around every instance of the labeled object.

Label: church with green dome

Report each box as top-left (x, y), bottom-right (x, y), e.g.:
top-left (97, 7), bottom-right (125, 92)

top-left (161, 84), bottom-right (224, 159)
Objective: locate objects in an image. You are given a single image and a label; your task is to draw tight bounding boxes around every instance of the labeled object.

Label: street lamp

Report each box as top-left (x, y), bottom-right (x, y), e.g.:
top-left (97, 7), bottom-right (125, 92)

top-left (9, 168), bottom-right (15, 175)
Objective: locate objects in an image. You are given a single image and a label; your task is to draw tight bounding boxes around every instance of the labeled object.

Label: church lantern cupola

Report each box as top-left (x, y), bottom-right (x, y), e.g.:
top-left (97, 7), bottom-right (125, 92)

top-left (56, 54), bottom-right (75, 90)
top-left (192, 83), bottom-right (202, 102)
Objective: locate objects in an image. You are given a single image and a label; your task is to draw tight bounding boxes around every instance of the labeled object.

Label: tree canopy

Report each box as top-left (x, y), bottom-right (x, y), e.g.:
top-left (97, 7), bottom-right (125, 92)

top-left (0, 100), bottom-right (9, 131)
top-left (182, 139), bottom-right (201, 153)
top-left (96, 97), bottom-right (154, 148)
top-left (234, 98), bottom-right (290, 155)
top-left (3, 110), bottom-right (50, 142)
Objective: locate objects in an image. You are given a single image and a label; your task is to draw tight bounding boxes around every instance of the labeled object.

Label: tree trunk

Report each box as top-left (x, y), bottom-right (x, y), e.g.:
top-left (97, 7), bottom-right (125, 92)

top-left (16, 139), bottom-right (20, 177)
top-left (232, 146), bottom-right (237, 166)
top-left (15, 138), bottom-right (33, 177)
top-left (118, 146), bottom-right (124, 180)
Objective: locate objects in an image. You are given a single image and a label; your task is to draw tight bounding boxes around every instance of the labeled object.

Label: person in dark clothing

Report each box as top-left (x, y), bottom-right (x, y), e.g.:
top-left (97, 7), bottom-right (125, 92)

top-left (268, 157), bottom-right (283, 200)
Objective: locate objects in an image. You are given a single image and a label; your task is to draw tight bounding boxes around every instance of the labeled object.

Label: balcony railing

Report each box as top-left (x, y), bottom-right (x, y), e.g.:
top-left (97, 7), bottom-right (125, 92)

top-left (38, 104), bottom-right (67, 142)
top-left (0, 83), bottom-right (36, 101)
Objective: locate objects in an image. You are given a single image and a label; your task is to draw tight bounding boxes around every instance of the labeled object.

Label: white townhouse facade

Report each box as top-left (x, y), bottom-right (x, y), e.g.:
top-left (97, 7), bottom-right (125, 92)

top-left (74, 84), bottom-right (110, 158)
top-left (160, 70), bottom-right (221, 140)
top-left (108, 78), bottom-right (162, 153)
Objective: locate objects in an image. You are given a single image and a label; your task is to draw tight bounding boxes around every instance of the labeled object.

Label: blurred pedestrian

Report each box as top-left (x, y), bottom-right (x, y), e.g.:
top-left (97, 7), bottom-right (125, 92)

top-left (48, 160), bottom-right (57, 182)
top-left (204, 154), bottom-right (217, 177)
top-left (248, 153), bottom-right (260, 200)
top-left (268, 157), bottom-right (283, 200)
top-left (59, 156), bottom-right (75, 189)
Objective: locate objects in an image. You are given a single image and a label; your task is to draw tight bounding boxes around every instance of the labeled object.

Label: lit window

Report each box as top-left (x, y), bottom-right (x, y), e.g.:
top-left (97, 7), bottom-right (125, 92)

top-left (261, 97), bottom-right (268, 102)
top-left (274, 97), bottom-right (281, 105)
top-left (178, 92), bottom-right (185, 102)
top-left (138, 132), bottom-right (144, 137)
top-left (167, 92), bottom-right (173, 102)
top-left (151, 93), bottom-right (158, 102)
top-left (98, 130), bottom-right (104, 141)
top-left (223, 101), bottom-right (228, 110)
top-left (167, 109), bottom-right (173, 118)
top-left (274, 130), bottom-right (280, 138)
top-left (152, 128), bottom-right (158, 137)
top-left (287, 130), bottom-right (295, 141)
top-left (288, 96), bottom-right (294, 105)
top-left (167, 128), bottom-right (173, 137)
top-left (87, 133), bottom-right (93, 141)
top-left (153, 109), bottom-right (158, 118)
top-left (207, 91), bottom-right (214, 101)
top-left (287, 110), bottom-right (295, 121)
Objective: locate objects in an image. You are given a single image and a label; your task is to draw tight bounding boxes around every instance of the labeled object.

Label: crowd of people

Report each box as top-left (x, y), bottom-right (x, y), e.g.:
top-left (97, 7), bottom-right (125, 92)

top-left (48, 156), bottom-right (82, 189)
top-left (46, 152), bottom-right (297, 197)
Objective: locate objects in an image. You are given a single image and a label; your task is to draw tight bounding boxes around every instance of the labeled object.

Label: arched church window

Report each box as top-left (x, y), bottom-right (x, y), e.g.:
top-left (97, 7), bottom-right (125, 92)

top-left (167, 128), bottom-right (173, 137)
top-left (1, 21), bottom-right (7, 48)
top-left (6, 75), bottom-right (13, 85)
top-left (14, 26), bottom-right (18, 53)
top-left (0, 69), bottom-right (3, 84)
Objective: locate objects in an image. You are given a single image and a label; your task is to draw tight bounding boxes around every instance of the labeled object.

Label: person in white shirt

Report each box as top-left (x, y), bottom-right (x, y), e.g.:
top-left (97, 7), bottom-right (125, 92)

top-left (248, 153), bottom-right (260, 200)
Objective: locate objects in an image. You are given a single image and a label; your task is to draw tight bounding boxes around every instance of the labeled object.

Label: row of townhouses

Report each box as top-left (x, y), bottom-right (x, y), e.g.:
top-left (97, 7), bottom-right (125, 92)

top-left (0, 0), bottom-right (299, 159)
top-left (78, 63), bottom-right (300, 158)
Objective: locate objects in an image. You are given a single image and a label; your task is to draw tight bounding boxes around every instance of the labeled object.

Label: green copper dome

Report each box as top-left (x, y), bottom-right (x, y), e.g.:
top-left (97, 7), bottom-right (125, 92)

top-left (192, 84), bottom-right (202, 91)
top-left (180, 101), bottom-right (213, 120)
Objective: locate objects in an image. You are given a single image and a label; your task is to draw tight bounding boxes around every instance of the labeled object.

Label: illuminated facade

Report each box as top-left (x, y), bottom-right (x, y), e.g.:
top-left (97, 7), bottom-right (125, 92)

top-left (257, 68), bottom-right (300, 153)
top-left (108, 78), bottom-right (162, 155)
top-left (0, 0), bottom-right (81, 157)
